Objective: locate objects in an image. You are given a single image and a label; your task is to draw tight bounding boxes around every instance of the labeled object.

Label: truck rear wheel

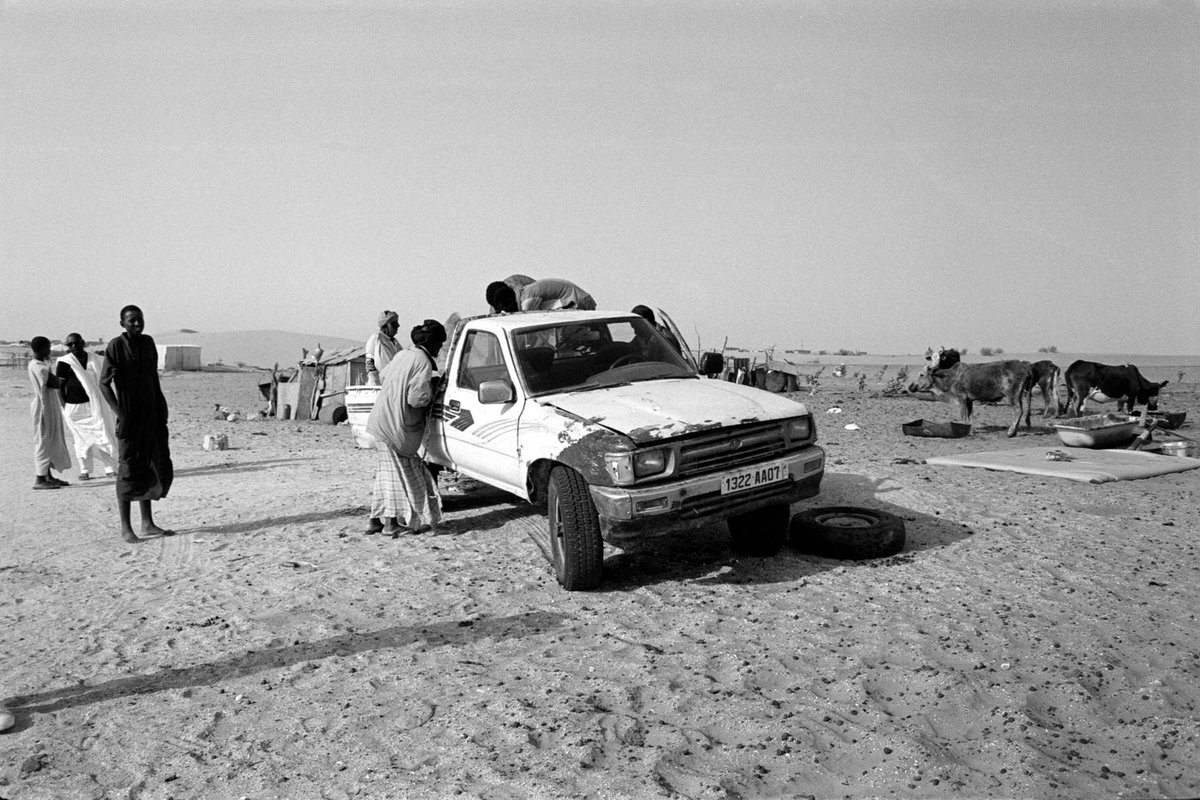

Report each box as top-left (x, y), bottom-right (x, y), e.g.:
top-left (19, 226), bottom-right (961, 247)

top-left (547, 466), bottom-right (604, 590)
top-left (727, 502), bottom-right (790, 556)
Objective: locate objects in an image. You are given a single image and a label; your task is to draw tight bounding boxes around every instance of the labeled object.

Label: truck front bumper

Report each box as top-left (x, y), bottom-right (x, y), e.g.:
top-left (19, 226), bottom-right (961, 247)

top-left (589, 446), bottom-right (824, 538)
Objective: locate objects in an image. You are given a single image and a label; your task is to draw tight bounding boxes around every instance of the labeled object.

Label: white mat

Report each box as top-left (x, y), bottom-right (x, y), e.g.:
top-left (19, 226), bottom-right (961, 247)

top-left (925, 447), bottom-right (1200, 484)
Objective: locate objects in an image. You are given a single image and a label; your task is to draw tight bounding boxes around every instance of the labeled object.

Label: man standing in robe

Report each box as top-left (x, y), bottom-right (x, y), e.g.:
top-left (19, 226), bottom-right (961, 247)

top-left (99, 305), bottom-right (175, 544)
top-left (56, 332), bottom-right (118, 480)
top-left (364, 310), bottom-right (401, 386)
top-left (365, 319), bottom-right (457, 537)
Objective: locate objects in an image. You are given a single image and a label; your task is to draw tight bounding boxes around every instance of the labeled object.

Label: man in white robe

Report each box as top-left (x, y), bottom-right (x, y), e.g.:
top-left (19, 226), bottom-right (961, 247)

top-left (28, 336), bottom-right (71, 489)
top-left (364, 310), bottom-right (401, 386)
top-left (55, 333), bottom-right (117, 480)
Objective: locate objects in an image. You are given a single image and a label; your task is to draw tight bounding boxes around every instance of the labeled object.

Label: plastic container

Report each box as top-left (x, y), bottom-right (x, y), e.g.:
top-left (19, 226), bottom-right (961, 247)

top-left (1052, 414), bottom-right (1138, 448)
top-left (345, 385), bottom-right (381, 448)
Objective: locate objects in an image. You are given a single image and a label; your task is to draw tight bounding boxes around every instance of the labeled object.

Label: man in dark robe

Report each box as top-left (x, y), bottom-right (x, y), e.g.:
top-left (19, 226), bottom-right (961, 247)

top-left (100, 305), bottom-right (175, 543)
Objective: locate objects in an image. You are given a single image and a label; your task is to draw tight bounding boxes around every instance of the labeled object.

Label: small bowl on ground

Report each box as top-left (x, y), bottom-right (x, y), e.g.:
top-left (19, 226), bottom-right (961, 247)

top-left (1157, 440), bottom-right (1199, 458)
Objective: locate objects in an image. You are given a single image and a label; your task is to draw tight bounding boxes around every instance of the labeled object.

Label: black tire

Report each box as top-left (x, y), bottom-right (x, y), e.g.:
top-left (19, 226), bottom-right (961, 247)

top-left (790, 506), bottom-right (905, 560)
top-left (727, 502), bottom-right (790, 556)
top-left (318, 402), bottom-right (347, 424)
top-left (547, 466), bottom-right (604, 590)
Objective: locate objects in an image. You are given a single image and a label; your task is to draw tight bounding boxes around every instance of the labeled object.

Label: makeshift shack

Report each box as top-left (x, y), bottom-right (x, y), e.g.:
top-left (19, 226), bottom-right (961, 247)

top-left (276, 346), bottom-right (367, 422)
top-left (157, 344), bottom-right (202, 371)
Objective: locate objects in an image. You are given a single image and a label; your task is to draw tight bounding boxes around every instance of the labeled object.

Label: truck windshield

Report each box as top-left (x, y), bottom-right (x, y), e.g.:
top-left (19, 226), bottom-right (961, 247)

top-left (511, 317), bottom-right (695, 395)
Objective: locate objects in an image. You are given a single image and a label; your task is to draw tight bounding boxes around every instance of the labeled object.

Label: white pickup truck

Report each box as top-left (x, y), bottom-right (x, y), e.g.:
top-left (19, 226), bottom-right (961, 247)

top-left (421, 309), bottom-right (825, 590)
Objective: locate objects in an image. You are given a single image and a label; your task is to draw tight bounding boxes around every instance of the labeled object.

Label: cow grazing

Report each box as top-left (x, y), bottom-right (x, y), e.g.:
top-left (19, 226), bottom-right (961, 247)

top-left (1029, 359), bottom-right (1064, 418)
top-left (1063, 360), bottom-right (1168, 417)
top-left (909, 348), bottom-right (1034, 437)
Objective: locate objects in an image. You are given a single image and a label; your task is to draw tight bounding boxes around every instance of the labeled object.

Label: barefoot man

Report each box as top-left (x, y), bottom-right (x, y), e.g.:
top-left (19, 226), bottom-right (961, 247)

top-left (99, 305), bottom-right (175, 543)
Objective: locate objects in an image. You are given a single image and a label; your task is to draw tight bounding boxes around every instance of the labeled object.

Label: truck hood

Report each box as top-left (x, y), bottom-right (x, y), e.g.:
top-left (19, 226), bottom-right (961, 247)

top-left (541, 378), bottom-right (811, 444)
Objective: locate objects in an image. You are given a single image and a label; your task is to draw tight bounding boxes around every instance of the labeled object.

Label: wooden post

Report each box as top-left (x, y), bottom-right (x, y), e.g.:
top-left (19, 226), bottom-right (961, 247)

top-left (267, 362), bottom-right (280, 417)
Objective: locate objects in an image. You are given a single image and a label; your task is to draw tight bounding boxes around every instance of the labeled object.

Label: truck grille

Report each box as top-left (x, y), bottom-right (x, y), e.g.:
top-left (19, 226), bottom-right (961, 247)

top-left (675, 422), bottom-right (790, 479)
top-left (678, 480), bottom-right (797, 518)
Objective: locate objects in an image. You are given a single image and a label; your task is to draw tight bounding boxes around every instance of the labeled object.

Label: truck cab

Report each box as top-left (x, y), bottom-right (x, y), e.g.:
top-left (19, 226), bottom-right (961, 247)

top-left (424, 310), bottom-right (825, 590)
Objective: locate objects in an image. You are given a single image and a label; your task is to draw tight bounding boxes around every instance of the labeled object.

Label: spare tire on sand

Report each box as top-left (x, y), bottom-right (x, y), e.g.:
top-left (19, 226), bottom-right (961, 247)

top-left (790, 506), bottom-right (906, 560)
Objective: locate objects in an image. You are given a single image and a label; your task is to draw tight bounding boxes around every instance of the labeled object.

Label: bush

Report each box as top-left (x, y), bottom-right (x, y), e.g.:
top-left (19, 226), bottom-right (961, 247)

top-left (979, 347), bottom-right (1004, 356)
top-left (882, 365), bottom-right (910, 396)
top-left (1037, 345), bottom-right (1058, 353)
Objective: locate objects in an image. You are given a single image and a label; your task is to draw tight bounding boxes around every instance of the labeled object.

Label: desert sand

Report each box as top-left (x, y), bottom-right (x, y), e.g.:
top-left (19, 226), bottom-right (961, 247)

top-left (2, 365), bottom-right (1199, 799)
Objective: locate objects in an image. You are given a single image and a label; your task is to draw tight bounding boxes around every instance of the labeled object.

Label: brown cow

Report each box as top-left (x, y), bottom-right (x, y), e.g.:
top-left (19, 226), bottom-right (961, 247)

top-left (1029, 359), bottom-right (1064, 418)
top-left (909, 348), bottom-right (1034, 437)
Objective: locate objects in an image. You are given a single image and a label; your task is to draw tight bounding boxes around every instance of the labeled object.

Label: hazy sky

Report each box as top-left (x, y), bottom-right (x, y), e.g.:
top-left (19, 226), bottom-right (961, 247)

top-left (3, 1), bottom-right (1197, 354)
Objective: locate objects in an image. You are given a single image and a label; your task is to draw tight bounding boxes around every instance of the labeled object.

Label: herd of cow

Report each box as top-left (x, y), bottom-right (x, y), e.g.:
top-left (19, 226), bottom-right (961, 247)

top-left (907, 348), bottom-right (1171, 437)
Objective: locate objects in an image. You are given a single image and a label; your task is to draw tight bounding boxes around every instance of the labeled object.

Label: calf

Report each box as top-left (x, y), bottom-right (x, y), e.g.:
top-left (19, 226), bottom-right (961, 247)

top-left (1029, 359), bottom-right (1064, 418)
top-left (909, 348), bottom-right (1034, 437)
top-left (1063, 360), bottom-right (1168, 416)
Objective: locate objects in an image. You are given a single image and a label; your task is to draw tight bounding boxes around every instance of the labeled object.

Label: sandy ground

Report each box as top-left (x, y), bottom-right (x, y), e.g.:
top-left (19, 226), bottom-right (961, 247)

top-left (2, 366), bottom-right (1199, 799)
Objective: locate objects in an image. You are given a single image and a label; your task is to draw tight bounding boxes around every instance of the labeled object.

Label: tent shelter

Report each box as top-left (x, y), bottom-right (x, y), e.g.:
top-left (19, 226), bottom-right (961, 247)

top-left (157, 344), bottom-right (202, 371)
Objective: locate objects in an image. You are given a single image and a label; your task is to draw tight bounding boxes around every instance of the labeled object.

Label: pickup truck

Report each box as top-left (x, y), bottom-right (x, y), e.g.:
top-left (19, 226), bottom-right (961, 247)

top-left (422, 309), bottom-right (825, 590)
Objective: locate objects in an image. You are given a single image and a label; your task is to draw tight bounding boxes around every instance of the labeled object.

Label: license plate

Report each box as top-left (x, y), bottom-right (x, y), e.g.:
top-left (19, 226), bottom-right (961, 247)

top-left (720, 460), bottom-right (788, 495)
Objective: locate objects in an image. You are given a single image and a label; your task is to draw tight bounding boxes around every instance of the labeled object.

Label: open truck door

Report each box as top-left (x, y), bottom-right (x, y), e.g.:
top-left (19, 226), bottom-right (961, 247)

top-left (656, 307), bottom-right (723, 376)
top-left (654, 308), bottom-right (700, 373)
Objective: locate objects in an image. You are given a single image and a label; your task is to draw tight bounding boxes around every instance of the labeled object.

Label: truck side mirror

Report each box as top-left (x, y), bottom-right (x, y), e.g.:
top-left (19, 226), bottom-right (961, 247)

top-left (698, 352), bottom-right (724, 376)
top-left (478, 379), bottom-right (515, 404)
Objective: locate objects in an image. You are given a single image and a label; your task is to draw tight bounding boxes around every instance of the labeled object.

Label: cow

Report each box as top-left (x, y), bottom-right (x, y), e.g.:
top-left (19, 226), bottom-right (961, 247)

top-left (1063, 360), bottom-right (1168, 417)
top-left (909, 348), bottom-right (1034, 437)
top-left (1029, 359), bottom-right (1064, 418)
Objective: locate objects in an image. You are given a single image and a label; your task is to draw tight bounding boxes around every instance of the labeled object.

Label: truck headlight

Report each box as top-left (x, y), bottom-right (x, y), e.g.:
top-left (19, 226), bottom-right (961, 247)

top-left (786, 416), bottom-right (812, 443)
top-left (633, 449), bottom-right (668, 478)
top-left (605, 448), bottom-right (669, 484)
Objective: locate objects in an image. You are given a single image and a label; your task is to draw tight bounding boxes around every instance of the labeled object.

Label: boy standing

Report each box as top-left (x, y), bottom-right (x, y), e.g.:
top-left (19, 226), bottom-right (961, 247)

top-left (28, 336), bottom-right (72, 490)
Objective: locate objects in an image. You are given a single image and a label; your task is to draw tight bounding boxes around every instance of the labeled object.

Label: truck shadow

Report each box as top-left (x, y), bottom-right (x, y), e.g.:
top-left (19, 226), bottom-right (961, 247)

top-left (600, 471), bottom-right (974, 591)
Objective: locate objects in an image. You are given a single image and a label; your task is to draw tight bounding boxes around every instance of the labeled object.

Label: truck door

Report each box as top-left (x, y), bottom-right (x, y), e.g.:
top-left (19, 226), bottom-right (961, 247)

top-left (435, 328), bottom-right (527, 497)
top-left (656, 308), bottom-right (700, 372)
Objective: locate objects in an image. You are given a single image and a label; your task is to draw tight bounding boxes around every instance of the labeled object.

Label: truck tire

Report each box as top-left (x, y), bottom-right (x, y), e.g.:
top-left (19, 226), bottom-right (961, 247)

top-left (790, 506), bottom-right (906, 560)
top-left (727, 502), bottom-right (790, 556)
top-left (547, 466), bottom-right (604, 590)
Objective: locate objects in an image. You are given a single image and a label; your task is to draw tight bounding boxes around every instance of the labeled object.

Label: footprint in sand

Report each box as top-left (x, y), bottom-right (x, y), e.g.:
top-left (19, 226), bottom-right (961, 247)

top-left (154, 532), bottom-right (195, 565)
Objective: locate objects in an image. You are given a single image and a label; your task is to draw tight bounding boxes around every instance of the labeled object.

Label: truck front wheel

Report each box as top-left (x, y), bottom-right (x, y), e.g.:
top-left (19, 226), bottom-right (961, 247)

top-left (547, 466), bottom-right (604, 590)
top-left (727, 502), bottom-right (790, 556)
